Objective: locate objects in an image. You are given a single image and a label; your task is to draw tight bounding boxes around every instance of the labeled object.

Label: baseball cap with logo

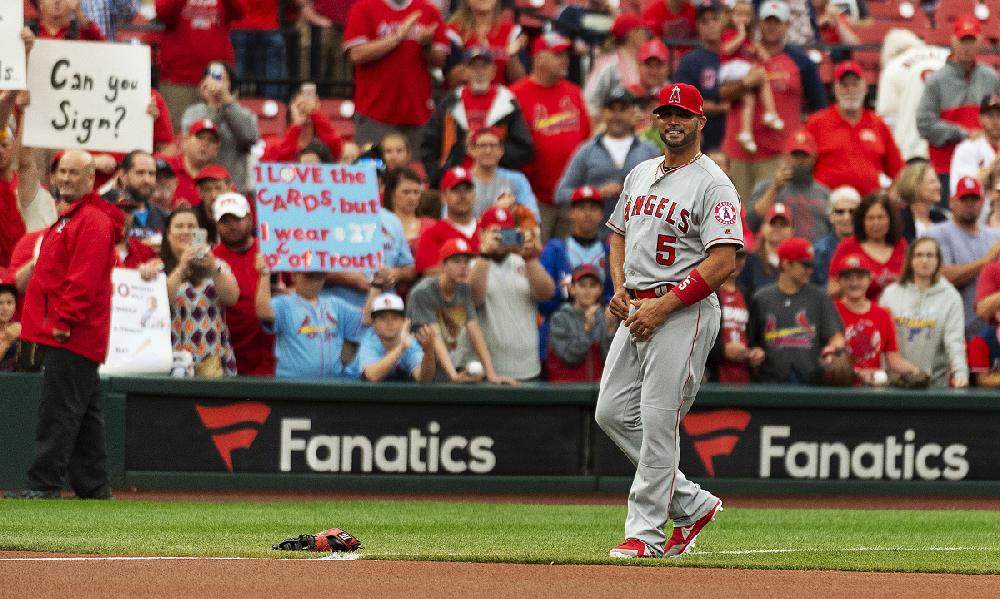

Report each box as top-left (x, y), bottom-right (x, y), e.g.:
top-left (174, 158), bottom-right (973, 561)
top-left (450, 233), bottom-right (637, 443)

top-left (785, 128), bottom-right (817, 155)
top-left (439, 237), bottom-right (475, 262)
top-left (834, 61), bottom-right (864, 81)
top-left (654, 83), bottom-right (704, 116)
top-left (370, 292), bottom-right (405, 316)
top-left (835, 254), bottom-right (871, 277)
top-left (571, 185), bottom-right (602, 204)
top-left (604, 87), bottom-right (638, 108)
top-left (213, 192), bottom-right (251, 221)
top-left (571, 263), bottom-right (602, 283)
top-left (441, 167), bottom-right (474, 191)
top-left (776, 237), bottom-right (813, 262)
top-left (188, 118), bottom-right (220, 138)
top-left (638, 39), bottom-right (669, 63)
top-left (953, 175), bottom-right (983, 199)
top-left (765, 203), bottom-right (793, 226)
top-left (759, 0), bottom-right (790, 22)
top-left (195, 164), bottom-right (231, 183)
top-left (463, 46), bottom-right (494, 63)
top-left (611, 14), bottom-right (651, 39)
top-left (479, 205), bottom-right (515, 229)
top-left (981, 93), bottom-right (1000, 113)
top-left (954, 14), bottom-right (981, 39)
top-left (531, 32), bottom-right (571, 56)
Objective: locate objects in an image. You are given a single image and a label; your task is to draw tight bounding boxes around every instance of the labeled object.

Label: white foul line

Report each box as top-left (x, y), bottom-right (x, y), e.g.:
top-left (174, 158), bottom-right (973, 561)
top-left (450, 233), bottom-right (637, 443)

top-left (690, 546), bottom-right (996, 556)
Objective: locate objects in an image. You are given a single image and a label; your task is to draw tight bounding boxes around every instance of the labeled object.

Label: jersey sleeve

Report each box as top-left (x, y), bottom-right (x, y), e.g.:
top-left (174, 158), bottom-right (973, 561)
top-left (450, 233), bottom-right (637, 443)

top-left (268, 295), bottom-right (291, 335)
top-left (606, 170), bottom-right (631, 235)
top-left (343, 1), bottom-right (373, 51)
top-left (353, 332), bottom-right (385, 376)
top-left (700, 183), bottom-right (744, 250)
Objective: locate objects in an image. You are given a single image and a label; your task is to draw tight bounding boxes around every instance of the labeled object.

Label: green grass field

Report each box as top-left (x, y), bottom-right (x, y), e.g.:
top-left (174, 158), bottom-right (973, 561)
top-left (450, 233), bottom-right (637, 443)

top-left (2, 499), bottom-right (998, 574)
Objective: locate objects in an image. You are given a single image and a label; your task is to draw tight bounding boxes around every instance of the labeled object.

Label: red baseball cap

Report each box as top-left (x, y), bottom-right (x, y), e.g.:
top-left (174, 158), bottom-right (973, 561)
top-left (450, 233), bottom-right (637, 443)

top-left (953, 175), bottom-right (983, 198)
top-left (611, 14), bottom-right (651, 39)
top-left (531, 32), bottom-right (571, 56)
top-left (188, 118), bottom-right (220, 138)
top-left (835, 253), bottom-right (871, 277)
top-left (776, 237), bottom-right (814, 262)
top-left (954, 14), bottom-right (981, 39)
top-left (195, 164), bottom-right (231, 182)
top-left (834, 61), bottom-right (863, 81)
top-left (441, 166), bottom-right (474, 191)
top-left (654, 83), bottom-right (704, 117)
top-left (571, 263), bottom-right (602, 283)
top-left (439, 237), bottom-right (475, 262)
top-left (784, 128), bottom-right (817, 156)
top-left (469, 126), bottom-right (504, 146)
top-left (571, 185), bottom-right (602, 204)
top-left (638, 39), bottom-right (669, 63)
top-left (478, 206), bottom-right (516, 229)
top-left (765, 203), bottom-right (793, 225)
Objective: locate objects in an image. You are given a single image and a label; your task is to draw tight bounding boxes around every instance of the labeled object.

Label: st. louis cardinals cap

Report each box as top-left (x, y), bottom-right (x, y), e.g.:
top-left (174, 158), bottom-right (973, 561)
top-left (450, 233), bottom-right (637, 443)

top-left (776, 237), bottom-right (813, 263)
top-left (188, 118), bottom-right (220, 138)
top-left (571, 185), bottom-right (602, 204)
top-left (370, 292), bottom-right (406, 315)
top-left (478, 206), bottom-right (516, 229)
top-left (953, 175), bottom-right (983, 199)
top-left (441, 167), bottom-right (474, 191)
top-left (195, 164), bottom-right (231, 182)
top-left (611, 14), bottom-right (651, 39)
top-left (834, 61), bottom-right (864, 81)
top-left (834, 254), bottom-right (871, 277)
top-left (765, 203), bottom-right (793, 225)
top-left (531, 32), bottom-right (571, 56)
top-left (954, 14), bottom-right (981, 40)
top-left (439, 238), bottom-right (475, 262)
top-left (654, 83), bottom-right (704, 116)
top-left (638, 39), bottom-right (669, 63)
top-left (785, 128), bottom-right (817, 156)
top-left (213, 192), bottom-right (251, 221)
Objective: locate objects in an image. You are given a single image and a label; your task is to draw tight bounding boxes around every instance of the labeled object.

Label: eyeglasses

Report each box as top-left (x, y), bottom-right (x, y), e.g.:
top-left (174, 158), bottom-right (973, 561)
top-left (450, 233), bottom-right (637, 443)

top-left (832, 208), bottom-right (854, 215)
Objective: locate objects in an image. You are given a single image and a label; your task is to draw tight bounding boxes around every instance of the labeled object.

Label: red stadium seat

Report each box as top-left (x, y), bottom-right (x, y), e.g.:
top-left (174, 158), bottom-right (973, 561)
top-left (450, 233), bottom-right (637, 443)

top-left (319, 99), bottom-right (357, 141)
top-left (242, 98), bottom-right (288, 138)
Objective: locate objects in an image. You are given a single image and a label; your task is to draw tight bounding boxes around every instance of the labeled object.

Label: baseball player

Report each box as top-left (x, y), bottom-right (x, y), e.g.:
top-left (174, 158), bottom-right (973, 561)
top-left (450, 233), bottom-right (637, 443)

top-left (597, 83), bottom-right (744, 558)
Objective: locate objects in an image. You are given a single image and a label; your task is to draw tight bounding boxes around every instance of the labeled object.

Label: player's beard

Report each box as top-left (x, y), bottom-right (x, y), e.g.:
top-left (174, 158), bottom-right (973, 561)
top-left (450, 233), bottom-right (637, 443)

top-left (660, 127), bottom-right (698, 150)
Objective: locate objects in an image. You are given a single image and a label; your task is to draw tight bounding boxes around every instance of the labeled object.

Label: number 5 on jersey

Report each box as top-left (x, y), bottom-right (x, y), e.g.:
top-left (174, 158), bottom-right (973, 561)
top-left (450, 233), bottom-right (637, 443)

top-left (656, 234), bottom-right (677, 266)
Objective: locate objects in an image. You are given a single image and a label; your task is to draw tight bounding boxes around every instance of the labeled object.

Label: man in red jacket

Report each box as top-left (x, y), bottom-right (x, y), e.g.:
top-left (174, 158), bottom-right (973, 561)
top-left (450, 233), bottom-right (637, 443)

top-left (6, 150), bottom-right (118, 500)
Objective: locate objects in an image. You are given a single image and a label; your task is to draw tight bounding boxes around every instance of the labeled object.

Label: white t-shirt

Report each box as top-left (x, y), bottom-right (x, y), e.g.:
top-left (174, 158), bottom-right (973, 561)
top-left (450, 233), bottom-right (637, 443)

top-left (602, 135), bottom-right (634, 170)
top-left (476, 253), bottom-right (541, 380)
top-left (875, 45), bottom-right (950, 161)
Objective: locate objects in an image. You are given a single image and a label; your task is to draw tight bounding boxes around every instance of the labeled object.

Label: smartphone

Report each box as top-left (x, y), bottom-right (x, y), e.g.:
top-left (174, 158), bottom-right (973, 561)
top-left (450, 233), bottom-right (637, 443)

top-left (410, 322), bottom-right (423, 333)
top-left (191, 228), bottom-right (208, 247)
top-left (301, 82), bottom-right (317, 98)
top-left (209, 63), bottom-right (225, 81)
top-left (499, 228), bottom-right (523, 247)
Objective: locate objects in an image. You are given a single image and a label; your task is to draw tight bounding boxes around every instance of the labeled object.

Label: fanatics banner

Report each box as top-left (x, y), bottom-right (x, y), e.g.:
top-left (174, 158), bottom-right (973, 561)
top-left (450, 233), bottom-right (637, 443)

top-left (22, 40), bottom-right (152, 152)
top-left (0, 0), bottom-right (27, 90)
top-left (254, 162), bottom-right (384, 272)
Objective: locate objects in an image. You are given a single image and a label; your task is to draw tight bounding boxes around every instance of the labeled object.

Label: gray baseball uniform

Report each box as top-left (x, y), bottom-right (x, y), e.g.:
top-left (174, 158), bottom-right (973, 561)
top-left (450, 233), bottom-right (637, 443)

top-left (596, 153), bottom-right (743, 554)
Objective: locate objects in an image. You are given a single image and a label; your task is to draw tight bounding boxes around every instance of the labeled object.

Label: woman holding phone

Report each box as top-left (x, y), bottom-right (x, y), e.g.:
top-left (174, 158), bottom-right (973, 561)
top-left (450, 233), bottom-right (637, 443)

top-left (161, 208), bottom-right (241, 376)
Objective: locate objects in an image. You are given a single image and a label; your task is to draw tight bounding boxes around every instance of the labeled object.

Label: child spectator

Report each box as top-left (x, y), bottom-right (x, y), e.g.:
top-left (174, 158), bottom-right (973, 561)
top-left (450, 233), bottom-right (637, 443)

top-left (714, 249), bottom-right (763, 383)
top-left (546, 264), bottom-right (613, 383)
top-left (255, 265), bottom-right (362, 379)
top-left (833, 254), bottom-right (923, 384)
top-left (967, 309), bottom-right (1000, 387)
top-left (0, 282), bottom-right (19, 371)
top-left (720, 0), bottom-right (785, 154)
top-left (347, 292), bottom-right (437, 383)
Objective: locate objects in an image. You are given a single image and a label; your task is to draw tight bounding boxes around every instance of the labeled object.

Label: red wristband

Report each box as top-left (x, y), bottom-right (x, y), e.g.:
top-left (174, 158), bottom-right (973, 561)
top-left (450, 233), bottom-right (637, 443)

top-left (671, 269), bottom-right (713, 306)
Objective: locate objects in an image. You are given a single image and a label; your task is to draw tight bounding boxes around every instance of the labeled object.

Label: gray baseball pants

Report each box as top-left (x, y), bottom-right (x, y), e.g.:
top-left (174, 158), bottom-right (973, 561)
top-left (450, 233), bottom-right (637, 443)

top-left (596, 295), bottom-right (721, 554)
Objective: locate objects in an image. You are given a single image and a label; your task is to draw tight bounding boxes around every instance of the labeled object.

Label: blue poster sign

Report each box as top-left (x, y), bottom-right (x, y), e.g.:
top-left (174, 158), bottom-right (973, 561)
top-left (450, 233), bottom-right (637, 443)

top-left (254, 162), bottom-right (383, 272)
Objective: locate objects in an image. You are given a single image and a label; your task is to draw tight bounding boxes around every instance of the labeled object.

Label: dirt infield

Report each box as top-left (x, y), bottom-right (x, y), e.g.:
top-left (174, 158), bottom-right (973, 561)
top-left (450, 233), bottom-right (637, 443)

top-left (2, 555), bottom-right (999, 599)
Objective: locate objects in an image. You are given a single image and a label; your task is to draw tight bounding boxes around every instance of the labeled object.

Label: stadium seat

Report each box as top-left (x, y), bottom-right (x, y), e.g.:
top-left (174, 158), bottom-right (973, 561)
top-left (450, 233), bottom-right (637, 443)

top-left (242, 98), bottom-right (288, 138)
top-left (319, 99), bottom-right (356, 141)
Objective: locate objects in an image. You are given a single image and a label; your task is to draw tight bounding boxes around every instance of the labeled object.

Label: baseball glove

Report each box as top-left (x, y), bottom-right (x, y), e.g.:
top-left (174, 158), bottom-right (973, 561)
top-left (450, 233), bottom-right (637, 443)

top-left (272, 527), bottom-right (361, 552)
top-left (889, 370), bottom-right (931, 389)
top-left (814, 347), bottom-right (855, 387)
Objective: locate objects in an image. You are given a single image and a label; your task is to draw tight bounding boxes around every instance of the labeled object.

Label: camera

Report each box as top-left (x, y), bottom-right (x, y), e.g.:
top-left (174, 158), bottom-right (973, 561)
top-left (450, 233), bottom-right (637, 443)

top-left (499, 228), bottom-right (524, 247)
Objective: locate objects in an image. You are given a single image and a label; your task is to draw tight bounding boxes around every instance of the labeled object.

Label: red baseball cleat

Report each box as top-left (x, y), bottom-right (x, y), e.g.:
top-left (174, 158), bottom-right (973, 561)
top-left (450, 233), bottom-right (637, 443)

top-left (663, 499), bottom-right (722, 557)
top-left (609, 538), bottom-right (658, 558)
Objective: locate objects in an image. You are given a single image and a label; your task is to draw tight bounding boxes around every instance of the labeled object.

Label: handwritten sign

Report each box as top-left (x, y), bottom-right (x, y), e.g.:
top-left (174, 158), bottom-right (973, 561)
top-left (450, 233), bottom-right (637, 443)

top-left (22, 40), bottom-right (152, 152)
top-left (0, 0), bottom-right (27, 90)
top-left (100, 269), bottom-right (173, 375)
top-left (254, 162), bottom-right (384, 272)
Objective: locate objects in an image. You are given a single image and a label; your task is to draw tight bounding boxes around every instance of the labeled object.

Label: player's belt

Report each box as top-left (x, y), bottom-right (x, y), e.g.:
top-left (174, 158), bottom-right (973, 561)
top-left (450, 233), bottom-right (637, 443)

top-left (627, 284), bottom-right (675, 299)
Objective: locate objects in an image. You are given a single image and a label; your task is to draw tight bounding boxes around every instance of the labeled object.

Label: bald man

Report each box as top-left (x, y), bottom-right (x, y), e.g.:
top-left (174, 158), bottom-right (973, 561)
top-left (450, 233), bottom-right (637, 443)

top-left (6, 150), bottom-right (119, 500)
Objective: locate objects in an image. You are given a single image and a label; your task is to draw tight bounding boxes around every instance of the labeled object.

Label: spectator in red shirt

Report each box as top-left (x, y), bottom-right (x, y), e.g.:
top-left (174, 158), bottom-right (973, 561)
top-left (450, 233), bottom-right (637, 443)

top-left (28, 0), bottom-right (106, 41)
top-left (343, 0), bottom-right (449, 160)
top-left (415, 167), bottom-right (481, 275)
top-left (827, 191), bottom-right (907, 300)
top-left (155, 0), bottom-right (246, 131)
top-left (833, 253), bottom-right (922, 384)
top-left (160, 119), bottom-right (223, 208)
top-left (976, 259), bottom-right (1000, 325)
top-left (230, 0), bottom-right (287, 100)
top-left (510, 33), bottom-right (591, 241)
top-left (0, 93), bottom-right (30, 270)
top-left (211, 192), bottom-right (276, 376)
top-left (446, 0), bottom-right (526, 87)
top-left (260, 85), bottom-right (343, 163)
top-left (149, 89), bottom-right (177, 155)
top-left (805, 61), bottom-right (903, 197)
top-left (642, 0), bottom-right (697, 43)
top-left (712, 249), bottom-right (763, 383)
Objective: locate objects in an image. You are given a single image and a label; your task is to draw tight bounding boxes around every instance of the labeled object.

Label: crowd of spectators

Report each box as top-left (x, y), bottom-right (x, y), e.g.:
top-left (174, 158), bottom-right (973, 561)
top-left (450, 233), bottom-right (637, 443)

top-left (3, 0), bottom-right (1000, 389)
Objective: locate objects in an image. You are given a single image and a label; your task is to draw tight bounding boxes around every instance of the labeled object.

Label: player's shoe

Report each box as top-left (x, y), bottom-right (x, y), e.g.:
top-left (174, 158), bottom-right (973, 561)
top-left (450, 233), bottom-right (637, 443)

top-left (609, 538), bottom-right (658, 558)
top-left (663, 499), bottom-right (722, 558)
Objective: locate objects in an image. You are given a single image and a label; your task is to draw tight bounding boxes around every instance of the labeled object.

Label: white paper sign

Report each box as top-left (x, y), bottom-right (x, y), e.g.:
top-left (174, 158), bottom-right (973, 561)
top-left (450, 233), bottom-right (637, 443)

top-left (23, 39), bottom-right (152, 152)
top-left (0, 0), bottom-right (27, 90)
top-left (100, 269), bottom-right (173, 375)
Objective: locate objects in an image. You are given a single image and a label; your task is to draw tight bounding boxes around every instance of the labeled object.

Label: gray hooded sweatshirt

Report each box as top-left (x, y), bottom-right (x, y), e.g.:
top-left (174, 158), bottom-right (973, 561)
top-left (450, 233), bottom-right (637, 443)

top-left (879, 278), bottom-right (969, 387)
